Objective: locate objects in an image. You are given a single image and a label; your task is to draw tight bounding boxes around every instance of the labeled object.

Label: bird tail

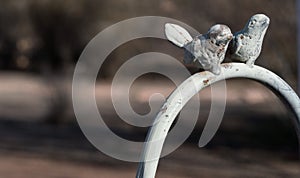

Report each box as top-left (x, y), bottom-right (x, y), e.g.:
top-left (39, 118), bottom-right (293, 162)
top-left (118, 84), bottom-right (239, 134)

top-left (165, 23), bottom-right (193, 48)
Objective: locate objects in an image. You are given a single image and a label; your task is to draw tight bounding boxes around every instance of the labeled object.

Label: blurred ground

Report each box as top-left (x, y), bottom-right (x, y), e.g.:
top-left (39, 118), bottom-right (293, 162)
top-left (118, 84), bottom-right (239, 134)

top-left (0, 72), bottom-right (299, 178)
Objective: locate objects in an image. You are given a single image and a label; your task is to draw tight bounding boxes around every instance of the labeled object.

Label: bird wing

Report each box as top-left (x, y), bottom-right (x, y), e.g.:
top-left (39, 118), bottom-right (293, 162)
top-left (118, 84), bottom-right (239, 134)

top-left (235, 34), bottom-right (243, 54)
top-left (165, 23), bottom-right (193, 47)
top-left (229, 33), bottom-right (243, 59)
top-left (183, 41), bottom-right (195, 64)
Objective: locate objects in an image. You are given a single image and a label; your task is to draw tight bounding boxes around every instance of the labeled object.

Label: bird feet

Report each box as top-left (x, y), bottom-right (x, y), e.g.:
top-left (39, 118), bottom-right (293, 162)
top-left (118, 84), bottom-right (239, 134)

top-left (246, 60), bottom-right (255, 68)
top-left (210, 65), bottom-right (221, 75)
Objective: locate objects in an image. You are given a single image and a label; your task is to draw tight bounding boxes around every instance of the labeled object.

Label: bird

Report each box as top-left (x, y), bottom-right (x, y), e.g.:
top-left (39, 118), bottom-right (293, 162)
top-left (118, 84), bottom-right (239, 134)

top-left (165, 23), bottom-right (233, 75)
top-left (228, 14), bottom-right (270, 67)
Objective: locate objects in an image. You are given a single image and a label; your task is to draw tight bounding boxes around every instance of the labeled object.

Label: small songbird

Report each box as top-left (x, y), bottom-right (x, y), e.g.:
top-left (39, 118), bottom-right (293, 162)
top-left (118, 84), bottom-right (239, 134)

top-left (165, 23), bottom-right (233, 75)
top-left (228, 14), bottom-right (270, 67)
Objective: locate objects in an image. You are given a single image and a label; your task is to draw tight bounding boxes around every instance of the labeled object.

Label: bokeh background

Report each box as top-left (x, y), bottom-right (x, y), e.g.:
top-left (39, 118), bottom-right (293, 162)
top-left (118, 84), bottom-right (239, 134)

top-left (0, 0), bottom-right (299, 177)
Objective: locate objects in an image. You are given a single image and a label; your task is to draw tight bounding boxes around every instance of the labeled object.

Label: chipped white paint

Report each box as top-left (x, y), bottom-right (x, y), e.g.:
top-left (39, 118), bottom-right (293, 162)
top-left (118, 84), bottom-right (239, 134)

top-left (136, 63), bottom-right (300, 178)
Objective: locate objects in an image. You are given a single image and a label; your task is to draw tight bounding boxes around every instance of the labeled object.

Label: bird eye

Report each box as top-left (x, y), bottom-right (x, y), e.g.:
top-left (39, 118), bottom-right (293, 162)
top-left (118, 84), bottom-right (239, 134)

top-left (249, 19), bottom-right (257, 27)
top-left (220, 33), bottom-right (228, 37)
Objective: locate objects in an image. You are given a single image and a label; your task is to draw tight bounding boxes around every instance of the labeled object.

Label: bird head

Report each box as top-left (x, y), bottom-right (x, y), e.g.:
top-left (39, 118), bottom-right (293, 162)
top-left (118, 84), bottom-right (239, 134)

top-left (245, 14), bottom-right (270, 34)
top-left (208, 24), bottom-right (233, 47)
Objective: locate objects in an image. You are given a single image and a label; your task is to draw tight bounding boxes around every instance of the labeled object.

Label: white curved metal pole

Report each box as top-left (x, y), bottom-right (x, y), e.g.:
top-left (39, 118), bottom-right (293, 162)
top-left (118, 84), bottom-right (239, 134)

top-left (136, 63), bottom-right (300, 178)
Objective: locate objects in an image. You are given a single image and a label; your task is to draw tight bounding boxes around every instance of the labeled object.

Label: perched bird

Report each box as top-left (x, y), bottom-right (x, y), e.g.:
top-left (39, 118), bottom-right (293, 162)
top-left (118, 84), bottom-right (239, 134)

top-left (228, 14), bottom-right (270, 67)
top-left (165, 23), bottom-right (233, 75)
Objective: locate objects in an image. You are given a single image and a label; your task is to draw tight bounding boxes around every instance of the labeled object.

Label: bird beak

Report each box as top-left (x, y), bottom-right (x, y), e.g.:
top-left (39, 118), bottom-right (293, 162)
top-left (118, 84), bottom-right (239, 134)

top-left (262, 19), bottom-right (270, 26)
top-left (261, 17), bottom-right (270, 27)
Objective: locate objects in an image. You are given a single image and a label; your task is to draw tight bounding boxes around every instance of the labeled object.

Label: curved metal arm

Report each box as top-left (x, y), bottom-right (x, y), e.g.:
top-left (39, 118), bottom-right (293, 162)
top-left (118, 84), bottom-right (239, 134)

top-left (136, 63), bottom-right (300, 178)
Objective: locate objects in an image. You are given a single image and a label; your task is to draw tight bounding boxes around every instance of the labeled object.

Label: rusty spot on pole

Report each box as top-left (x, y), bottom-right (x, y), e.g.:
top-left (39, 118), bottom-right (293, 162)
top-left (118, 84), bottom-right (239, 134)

top-left (203, 79), bottom-right (210, 85)
top-left (160, 105), bottom-right (168, 113)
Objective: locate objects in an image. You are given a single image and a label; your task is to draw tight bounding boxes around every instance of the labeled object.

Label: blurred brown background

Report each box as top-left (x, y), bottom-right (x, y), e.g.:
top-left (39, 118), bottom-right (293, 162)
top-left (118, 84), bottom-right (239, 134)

top-left (0, 0), bottom-right (299, 177)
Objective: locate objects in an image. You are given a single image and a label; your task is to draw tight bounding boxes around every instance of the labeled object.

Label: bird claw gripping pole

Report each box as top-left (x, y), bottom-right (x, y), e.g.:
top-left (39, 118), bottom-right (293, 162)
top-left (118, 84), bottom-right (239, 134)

top-left (136, 63), bottom-right (300, 178)
top-left (137, 15), bottom-right (300, 178)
